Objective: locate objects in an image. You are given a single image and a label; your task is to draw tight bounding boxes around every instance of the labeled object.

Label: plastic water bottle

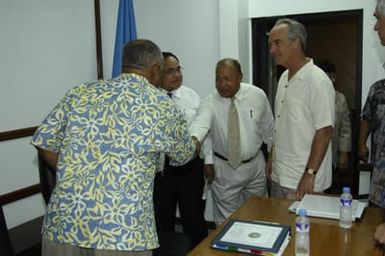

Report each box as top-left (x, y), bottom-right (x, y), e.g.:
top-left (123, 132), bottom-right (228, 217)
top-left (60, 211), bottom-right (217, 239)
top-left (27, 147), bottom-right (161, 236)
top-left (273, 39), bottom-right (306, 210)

top-left (339, 186), bottom-right (353, 228)
top-left (295, 208), bottom-right (310, 256)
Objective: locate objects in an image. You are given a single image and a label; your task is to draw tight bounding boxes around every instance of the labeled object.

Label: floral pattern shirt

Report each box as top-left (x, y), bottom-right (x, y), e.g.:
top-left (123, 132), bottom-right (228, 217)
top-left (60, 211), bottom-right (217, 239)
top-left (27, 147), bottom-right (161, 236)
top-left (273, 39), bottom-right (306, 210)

top-left (362, 78), bottom-right (385, 207)
top-left (31, 73), bottom-right (195, 250)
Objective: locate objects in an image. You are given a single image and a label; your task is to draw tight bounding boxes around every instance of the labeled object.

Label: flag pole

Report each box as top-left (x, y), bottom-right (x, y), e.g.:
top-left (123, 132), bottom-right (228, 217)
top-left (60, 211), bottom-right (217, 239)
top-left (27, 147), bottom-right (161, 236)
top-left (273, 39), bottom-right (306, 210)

top-left (94, 0), bottom-right (104, 79)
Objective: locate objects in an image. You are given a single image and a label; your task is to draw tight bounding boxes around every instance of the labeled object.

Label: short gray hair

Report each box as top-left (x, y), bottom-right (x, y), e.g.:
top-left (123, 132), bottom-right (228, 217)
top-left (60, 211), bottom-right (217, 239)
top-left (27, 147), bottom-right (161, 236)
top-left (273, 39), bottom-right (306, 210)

top-left (122, 39), bottom-right (163, 69)
top-left (216, 58), bottom-right (243, 75)
top-left (378, 0), bottom-right (385, 17)
top-left (274, 18), bottom-right (307, 51)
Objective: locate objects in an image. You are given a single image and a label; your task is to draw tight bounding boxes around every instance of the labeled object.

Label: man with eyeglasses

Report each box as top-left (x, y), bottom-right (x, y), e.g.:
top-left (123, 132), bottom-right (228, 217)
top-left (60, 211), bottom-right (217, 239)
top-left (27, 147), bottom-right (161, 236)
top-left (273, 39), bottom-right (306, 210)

top-left (153, 52), bottom-right (209, 249)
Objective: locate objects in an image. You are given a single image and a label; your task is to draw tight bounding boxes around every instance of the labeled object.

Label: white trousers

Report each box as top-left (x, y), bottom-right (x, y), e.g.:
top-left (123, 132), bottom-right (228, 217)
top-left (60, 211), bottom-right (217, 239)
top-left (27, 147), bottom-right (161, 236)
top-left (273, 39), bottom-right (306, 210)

top-left (210, 151), bottom-right (267, 224)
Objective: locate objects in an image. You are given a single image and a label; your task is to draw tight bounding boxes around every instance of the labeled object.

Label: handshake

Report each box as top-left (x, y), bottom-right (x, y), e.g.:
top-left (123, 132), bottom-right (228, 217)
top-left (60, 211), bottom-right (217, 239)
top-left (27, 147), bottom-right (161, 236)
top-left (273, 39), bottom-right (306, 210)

top-left (192, 136), bottom-right (201, 159)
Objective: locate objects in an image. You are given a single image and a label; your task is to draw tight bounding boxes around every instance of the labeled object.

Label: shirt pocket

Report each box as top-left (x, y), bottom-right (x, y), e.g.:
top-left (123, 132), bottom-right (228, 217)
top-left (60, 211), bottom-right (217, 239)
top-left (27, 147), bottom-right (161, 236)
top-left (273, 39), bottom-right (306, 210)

top-left (282, 98), bottom-right (305, 123)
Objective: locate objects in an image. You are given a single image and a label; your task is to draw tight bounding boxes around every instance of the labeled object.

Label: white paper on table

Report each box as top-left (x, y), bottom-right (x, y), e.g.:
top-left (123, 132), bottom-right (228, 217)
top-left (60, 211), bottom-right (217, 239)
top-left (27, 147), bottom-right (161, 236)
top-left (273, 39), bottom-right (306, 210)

top-left (288, 201), bottom-right (300, 213)
top-left (288, 194), bottom-right (368, 220)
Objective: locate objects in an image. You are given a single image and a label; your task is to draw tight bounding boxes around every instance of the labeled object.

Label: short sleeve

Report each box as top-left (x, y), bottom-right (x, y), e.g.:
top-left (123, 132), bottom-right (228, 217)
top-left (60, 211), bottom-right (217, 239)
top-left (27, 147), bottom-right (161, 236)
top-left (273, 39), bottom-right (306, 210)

top-left (31, 88), bottom-right (77, 152)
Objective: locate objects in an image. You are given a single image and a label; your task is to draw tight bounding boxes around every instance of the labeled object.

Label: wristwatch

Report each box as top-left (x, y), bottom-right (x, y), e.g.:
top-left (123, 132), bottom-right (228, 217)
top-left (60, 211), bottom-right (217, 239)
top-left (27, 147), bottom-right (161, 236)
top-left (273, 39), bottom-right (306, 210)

top-left (306, 167), bottom-right (317, 176)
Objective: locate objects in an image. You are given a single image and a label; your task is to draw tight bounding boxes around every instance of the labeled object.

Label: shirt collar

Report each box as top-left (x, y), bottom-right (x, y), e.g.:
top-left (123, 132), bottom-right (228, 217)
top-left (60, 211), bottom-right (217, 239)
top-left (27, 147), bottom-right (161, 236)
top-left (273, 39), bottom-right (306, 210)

top-left (120, 73), bottom-right (149, 83)
top-left (159, 86), bottom-right (181, 99)
top-left (292, 58), bottom-right (313, 81)
top-left (232, 83), bottom-right (244, 101)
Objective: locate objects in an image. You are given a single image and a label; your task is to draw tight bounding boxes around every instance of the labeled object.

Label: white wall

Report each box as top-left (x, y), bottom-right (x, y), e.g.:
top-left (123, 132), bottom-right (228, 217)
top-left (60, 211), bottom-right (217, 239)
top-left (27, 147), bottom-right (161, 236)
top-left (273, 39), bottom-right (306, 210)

top-left (0, 0), bottom-right (97, 132)
top-left (2, 0), bottom-right (385, 228)
top-left (0, 0), bottom-right (97, 229)
top-left (218, 0), bottom-right (252, 82)
top-left (133, 0), bottom-right (220, 98)
top-left (100, 0), bottom-right (119, 80)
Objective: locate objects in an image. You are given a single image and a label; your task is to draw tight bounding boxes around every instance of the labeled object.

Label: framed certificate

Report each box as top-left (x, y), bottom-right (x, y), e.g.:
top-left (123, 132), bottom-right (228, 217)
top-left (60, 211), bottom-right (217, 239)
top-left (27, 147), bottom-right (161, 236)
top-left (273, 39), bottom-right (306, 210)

top-left (211, 219), bottom-right (291, 255)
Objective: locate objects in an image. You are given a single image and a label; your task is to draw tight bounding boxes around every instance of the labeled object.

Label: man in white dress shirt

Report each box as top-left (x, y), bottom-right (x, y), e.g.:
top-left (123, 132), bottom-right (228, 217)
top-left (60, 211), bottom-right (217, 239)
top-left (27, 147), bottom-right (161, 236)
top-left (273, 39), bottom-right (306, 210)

top-left (153, 52), bottom-right (208, 249)
top-left (190, 58), bottom-right (274, 225)
top-left (267, 18), bottom-right (335, 200)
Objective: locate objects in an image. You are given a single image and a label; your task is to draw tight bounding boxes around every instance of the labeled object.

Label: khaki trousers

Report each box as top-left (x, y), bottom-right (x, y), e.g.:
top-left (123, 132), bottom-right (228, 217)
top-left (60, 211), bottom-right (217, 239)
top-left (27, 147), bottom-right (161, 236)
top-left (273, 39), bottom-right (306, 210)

top-left (42, 238), bottom-right (153, 256)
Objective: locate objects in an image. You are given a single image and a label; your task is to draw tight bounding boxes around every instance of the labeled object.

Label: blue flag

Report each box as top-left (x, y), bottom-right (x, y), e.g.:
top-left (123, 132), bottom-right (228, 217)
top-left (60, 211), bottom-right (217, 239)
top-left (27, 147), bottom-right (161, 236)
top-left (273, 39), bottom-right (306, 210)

top-left (112, 0), bottom-right (137, 78)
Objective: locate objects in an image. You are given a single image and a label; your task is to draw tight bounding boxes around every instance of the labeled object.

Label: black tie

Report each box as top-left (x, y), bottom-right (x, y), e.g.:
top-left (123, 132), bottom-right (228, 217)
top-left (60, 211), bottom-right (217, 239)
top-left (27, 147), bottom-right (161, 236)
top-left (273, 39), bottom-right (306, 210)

top-left (164, 92), bottom-right (173, 171)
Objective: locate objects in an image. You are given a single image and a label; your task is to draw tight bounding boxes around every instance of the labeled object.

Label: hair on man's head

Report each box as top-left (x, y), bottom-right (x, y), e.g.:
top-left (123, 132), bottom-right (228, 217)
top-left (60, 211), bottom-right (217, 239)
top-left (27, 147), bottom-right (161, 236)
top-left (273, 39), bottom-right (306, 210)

top-left (378, 0), bottom-right (385, 17)
top-left (274, 18), bottom-right (307, 51)
top-left (122, 39), bottom-right (163, 70)
top-left (162, 52), bottom-right (179, 62)
top-left (216, 58), bottom-right (243, 75)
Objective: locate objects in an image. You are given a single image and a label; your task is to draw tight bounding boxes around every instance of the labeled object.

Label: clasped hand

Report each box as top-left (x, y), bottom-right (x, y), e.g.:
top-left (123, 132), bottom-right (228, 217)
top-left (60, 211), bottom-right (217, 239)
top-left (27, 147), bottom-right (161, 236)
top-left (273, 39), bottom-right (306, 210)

top-left (191, 136), bottom-right (201, 158)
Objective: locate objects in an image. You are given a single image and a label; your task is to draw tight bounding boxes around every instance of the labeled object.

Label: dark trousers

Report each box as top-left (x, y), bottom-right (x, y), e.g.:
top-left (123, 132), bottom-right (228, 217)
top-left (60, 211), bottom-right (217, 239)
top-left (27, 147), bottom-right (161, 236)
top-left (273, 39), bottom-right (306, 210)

top-left (153, 157), bottom-right (208, 249)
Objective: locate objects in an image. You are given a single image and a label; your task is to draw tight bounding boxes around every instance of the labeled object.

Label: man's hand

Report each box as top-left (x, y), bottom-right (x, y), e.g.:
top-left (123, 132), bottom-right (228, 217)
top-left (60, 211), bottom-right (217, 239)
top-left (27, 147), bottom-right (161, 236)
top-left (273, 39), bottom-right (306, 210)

top-left (299, 126), bottom-right (331, 200)
top-left (338, 151), bottom-right (349, 170)
top-left (359, 119), bottom-right (371, 162)
top-left (203, 164), bottom-right (215, 184)
top-left (359, 144), bottom-right (369, 163)
top-left (295, 172), bottom-right (315, 200)
top-left (375, 223), bottom-right (385, 244)
top-left (192, 136), bottom-right (201, 159)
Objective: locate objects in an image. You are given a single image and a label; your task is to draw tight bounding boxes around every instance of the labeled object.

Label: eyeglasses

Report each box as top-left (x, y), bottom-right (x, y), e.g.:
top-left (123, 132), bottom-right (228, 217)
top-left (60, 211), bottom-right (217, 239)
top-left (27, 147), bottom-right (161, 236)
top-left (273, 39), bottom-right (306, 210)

top-left (164, 66), bottom-right (183, 76)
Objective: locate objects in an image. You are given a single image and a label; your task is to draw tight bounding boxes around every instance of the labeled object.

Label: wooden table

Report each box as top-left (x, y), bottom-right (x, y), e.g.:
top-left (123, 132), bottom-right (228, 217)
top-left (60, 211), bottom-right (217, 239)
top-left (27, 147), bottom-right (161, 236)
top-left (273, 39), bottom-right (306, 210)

top-left (188, 196), bottom-right (384, 256)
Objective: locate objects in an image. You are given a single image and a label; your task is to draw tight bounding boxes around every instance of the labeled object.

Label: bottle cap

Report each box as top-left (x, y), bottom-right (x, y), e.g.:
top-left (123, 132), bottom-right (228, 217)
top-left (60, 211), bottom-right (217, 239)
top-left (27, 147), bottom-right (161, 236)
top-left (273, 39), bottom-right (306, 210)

top-left (343, 187), bottom-right (351, 193)
top-left (298, 208), bottom-right (307, 216)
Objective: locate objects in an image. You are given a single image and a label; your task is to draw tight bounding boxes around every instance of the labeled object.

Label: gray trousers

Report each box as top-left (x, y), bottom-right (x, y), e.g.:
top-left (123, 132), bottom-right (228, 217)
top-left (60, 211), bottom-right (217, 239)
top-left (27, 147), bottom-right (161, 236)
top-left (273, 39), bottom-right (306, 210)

top-left (211, 151), bottom-right (267, 225)
top-left (270, 180), bottom-right (297, 200)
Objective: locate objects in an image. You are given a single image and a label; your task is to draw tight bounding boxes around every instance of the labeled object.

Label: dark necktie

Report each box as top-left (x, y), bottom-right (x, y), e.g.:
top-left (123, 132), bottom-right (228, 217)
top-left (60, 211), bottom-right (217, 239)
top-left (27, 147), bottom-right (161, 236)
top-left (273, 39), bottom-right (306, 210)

top-left (164, 92), bottom-right (173, 170)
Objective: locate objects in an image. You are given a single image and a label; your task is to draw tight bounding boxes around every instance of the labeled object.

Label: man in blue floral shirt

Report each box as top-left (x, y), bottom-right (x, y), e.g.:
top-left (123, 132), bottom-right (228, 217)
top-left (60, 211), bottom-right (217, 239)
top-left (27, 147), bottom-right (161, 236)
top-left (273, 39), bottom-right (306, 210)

top-left (360, 78), bottom-right (385, 208)
top-left (360, 0), bottom-right (385, 210)
top-left (32, 39), bottom-right (200, 256)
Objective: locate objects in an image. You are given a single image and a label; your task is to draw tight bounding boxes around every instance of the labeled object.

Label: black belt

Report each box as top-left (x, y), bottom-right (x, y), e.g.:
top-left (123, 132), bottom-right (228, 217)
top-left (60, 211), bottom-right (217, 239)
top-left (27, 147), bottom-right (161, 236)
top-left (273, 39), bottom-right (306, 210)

top-left (214, 152), bottom-right (255, 164)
